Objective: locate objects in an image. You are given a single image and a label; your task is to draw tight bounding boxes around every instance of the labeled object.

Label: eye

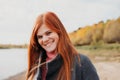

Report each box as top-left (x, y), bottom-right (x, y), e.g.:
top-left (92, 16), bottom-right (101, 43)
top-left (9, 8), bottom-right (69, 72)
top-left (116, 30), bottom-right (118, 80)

top-left (46, 31), bottom-right (52, 36)
top-left (37, 35), bottom-right (43, 39)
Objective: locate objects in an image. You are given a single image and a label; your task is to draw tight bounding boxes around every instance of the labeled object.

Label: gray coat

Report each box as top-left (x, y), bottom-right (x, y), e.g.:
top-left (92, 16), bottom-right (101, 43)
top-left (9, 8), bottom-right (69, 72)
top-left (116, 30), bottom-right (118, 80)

top-left (36, 54), bottom-right (99, 80)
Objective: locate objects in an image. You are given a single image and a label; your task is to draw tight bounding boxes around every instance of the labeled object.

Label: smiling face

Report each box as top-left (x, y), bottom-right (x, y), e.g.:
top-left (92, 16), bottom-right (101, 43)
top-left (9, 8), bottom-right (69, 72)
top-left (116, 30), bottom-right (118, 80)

top-left (37, 24), bottom-right (59, 53)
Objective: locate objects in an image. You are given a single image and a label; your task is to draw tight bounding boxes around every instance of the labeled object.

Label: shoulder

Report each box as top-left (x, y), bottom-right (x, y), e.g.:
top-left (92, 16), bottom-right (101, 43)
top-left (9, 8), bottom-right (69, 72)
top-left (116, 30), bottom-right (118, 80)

top-left (75, 54), bottom-right (91, 65)
top-left (74, 53), bottom-right (97, 74)
top-left (79, 54), bottom-right (91, 64)
top-left (76, 54), bottom-right (100, 80)
top-left (77, 54), bottom-right (95, 69)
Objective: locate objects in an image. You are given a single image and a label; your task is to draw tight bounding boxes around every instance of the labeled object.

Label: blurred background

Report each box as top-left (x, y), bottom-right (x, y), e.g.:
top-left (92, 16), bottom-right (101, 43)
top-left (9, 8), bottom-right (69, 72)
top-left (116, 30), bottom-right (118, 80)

top-left (0, 0), bottom-right (120, 80)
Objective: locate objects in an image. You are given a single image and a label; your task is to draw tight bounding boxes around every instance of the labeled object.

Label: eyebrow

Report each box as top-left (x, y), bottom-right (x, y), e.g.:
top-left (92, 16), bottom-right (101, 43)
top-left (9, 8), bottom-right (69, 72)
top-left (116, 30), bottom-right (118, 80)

top-left (37, 30), bottom-right (52, 35)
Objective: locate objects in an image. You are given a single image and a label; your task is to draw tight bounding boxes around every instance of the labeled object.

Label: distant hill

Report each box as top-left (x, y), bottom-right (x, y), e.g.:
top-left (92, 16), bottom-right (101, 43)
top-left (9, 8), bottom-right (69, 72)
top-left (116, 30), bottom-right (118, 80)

top-left (0, 44), bottom-right (28, 49)
top-left (69, 17), bottom-right (120, 45)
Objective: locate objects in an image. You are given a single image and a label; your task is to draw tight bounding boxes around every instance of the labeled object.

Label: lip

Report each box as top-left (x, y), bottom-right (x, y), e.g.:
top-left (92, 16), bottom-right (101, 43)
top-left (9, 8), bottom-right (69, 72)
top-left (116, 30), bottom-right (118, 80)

top-left (46, 42), bottom-right (52, 47)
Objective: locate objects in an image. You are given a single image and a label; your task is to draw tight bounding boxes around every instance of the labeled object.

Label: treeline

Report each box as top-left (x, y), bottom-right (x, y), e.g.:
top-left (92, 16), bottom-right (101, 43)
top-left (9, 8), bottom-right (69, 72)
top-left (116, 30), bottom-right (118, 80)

top-left (69, 17), bottom-right (120, 45)
top-left (0, 44), bottom-right (28, 49)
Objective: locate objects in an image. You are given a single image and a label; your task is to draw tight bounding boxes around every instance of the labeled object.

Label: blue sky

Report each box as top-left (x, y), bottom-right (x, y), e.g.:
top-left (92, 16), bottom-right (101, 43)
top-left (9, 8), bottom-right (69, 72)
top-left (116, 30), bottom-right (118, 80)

top-left (0, 0), bottom-right (120, 44)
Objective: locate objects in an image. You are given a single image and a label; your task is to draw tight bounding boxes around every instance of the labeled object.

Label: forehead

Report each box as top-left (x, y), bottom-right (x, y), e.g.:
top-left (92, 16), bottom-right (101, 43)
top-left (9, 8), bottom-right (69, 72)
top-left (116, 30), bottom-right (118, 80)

top-left (37, 24), bottom-right (51, 35)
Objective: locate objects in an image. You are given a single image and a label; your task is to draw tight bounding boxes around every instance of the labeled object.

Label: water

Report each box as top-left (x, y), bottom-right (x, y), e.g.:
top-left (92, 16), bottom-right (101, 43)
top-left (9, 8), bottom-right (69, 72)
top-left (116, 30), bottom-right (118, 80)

top-left (0, 48), bottom-right (27, 80)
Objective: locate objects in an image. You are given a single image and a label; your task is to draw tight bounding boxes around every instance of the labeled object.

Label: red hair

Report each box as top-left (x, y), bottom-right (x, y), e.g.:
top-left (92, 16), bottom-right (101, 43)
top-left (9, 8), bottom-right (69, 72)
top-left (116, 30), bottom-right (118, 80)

top-left (26, 12), bottom-right (78, 80)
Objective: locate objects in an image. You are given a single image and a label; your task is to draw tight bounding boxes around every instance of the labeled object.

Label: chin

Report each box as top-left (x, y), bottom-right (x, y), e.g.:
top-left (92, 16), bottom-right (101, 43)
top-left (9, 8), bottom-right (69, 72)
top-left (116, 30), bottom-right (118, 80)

top-left (46, 49), bottom-right (56, 53)
top-left (45, 47), bottom-right (56, 52)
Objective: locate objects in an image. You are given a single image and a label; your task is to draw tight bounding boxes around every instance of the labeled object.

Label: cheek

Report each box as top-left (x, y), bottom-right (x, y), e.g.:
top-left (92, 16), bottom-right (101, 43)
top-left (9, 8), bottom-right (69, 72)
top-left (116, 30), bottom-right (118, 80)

top-left (38, 39), bottom-right (42, 45)
top-left (55, 35), bottom-right (59, 43)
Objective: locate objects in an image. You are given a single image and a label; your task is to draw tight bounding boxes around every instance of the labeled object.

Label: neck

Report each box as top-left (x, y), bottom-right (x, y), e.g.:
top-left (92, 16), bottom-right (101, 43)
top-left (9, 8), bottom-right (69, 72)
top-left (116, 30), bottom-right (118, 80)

top-left (46, 51), bottom-right (57, 61)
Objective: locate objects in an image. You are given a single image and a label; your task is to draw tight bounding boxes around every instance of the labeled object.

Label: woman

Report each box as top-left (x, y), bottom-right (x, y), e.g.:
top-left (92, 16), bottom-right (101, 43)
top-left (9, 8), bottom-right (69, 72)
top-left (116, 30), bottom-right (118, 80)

top-left (26, 11), bottom-right (99, 80)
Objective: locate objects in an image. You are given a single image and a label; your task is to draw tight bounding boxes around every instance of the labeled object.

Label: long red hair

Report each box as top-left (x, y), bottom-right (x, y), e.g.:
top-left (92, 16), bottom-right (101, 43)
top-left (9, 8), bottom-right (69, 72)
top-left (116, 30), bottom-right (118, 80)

top-left (26, 12), bottom-right (78, 80)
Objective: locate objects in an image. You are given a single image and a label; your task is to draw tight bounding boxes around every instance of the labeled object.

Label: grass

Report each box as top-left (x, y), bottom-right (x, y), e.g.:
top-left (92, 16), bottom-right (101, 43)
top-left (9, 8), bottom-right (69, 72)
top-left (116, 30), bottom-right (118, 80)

top-left (75, 43), bottom-right (120, 62)
top-left (76, 43), bottom-right (120, 50)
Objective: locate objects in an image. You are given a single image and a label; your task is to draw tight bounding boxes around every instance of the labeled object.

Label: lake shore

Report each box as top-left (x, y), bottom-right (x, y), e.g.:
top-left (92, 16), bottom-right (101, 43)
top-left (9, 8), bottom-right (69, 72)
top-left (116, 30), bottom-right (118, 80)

top-left (4, 46), bottom-right (120, 80)
top-left (5, 61), bottom-right (120, 80)
top-left (5, 71), bottom-right (26, 80)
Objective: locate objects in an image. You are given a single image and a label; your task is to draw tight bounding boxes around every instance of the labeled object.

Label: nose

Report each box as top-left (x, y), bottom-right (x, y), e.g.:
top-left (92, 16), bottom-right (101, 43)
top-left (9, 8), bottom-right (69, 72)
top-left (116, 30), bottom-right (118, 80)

top-left (42, 36), bottom-right (49, 42)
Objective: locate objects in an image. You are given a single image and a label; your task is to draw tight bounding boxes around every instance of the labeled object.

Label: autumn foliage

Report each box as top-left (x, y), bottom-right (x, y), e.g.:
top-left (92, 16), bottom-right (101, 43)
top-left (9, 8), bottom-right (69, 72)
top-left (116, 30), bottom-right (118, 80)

top-left (69, 17), bottom-right (120, 45)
